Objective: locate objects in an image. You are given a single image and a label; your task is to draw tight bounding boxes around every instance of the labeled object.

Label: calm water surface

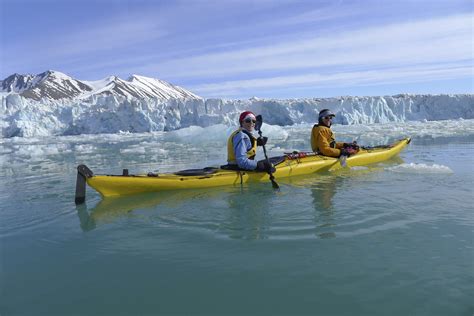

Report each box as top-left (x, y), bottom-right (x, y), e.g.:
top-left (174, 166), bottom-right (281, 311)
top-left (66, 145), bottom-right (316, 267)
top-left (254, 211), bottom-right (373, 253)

top-left (1, 122), bottom-right (473, 315)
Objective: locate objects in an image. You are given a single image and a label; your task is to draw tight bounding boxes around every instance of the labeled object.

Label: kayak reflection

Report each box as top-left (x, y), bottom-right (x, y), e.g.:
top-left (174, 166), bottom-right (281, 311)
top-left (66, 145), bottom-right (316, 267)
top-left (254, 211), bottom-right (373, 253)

top-left (76, 189), bottom-right (220, 232)
top-left (283, 173), bottom-right (341, 239)
top-left (75, 186), bottom-right (273, 233)
top-left (288, 155), bottom-right (405, 239)
top-left (224, 186), bottom-right (276, 240)
top-left (76, 185), bottom-right (278, 237)
top-left (310, 175), bottom-right (341, 239)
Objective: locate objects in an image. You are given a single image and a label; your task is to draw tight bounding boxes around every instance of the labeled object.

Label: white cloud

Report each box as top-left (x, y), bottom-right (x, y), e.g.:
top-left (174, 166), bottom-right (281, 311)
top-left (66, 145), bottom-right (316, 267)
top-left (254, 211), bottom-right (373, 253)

top-left (56, 19), bottom-right (168, 55)
top-left (190, 63), bottom-right (472, 97)
top-left (138, 13), bottom-right (472, 79)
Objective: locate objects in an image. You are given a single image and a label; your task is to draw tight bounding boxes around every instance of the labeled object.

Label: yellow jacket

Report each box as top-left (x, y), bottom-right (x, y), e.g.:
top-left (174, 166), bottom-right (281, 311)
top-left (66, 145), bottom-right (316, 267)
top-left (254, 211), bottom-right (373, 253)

top-left (311, 124), bottom-right (344, 157)
top-left (227, 128), bottom-right (257, 167)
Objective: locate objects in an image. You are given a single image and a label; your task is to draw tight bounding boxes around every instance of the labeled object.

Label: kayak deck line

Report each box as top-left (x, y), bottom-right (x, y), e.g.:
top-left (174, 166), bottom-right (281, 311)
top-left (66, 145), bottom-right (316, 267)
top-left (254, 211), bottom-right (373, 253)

top-left (75, 137), bottom-right (411, 204)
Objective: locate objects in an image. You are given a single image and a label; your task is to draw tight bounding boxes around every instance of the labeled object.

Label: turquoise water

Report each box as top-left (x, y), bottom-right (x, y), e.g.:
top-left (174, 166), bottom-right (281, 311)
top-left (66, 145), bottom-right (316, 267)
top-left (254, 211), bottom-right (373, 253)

top-left (1, 122), bottom-right (473, 315)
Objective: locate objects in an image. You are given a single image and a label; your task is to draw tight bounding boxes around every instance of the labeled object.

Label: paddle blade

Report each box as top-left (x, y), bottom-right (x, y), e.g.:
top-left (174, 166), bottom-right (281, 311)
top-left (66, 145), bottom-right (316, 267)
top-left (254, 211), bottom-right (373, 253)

top-left (255, 115), bottom-right (263, 131)
top-left (271, 178), bottom-right (280, 190)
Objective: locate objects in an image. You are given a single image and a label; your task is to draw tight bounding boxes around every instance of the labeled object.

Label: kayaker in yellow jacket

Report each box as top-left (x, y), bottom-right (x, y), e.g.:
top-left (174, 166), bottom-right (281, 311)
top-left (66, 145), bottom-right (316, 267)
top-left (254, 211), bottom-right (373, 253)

top-left (311, 109), bottom-right (358, 157)
top-left (225, 111), bottom-right (273, 172)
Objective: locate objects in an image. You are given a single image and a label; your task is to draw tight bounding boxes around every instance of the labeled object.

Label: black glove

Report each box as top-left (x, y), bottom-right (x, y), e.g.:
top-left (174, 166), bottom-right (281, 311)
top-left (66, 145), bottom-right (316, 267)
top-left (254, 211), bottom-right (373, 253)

top-left (256, 160), bottom-right (276, 173)
top-left (340, 147), bottom-right (357, 157)
top-left (256, 136), bottom-right (268, 146)
top-left (343, 142), bottom-right (359, 151)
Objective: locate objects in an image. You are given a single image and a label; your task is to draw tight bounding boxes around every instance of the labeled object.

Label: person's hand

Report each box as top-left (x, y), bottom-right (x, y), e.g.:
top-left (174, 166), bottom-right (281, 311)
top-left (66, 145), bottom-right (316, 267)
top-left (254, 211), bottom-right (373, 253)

top-left (257, 136), bottom-right (268, 146)
top-left (351, 141), bottom-right (359, 151)
top-left (340, 147), bottom-right (357, 157)
top-left (257, 160), bottom-right (275, 173)
top-left (343, 141), bottom-right (359, 152)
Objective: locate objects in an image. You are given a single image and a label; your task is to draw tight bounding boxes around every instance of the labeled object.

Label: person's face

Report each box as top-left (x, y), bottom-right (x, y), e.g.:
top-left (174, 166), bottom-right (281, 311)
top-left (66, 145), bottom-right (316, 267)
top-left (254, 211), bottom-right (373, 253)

top-left (322, 116), bottom-right (333, 126)
top-left (242, 117), bottom-right (256, 131)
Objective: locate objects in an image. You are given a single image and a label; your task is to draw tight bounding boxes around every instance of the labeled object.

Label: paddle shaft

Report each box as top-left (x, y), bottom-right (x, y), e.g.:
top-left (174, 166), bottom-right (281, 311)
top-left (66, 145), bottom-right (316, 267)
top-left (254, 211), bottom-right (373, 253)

top-left (257, 129), bottom-right (279, 189)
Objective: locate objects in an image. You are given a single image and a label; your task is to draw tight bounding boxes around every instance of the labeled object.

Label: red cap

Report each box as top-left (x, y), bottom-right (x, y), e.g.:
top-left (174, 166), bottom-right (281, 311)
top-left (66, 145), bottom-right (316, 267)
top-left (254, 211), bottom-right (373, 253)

top-left (239, 111), bottom-right (256, 123)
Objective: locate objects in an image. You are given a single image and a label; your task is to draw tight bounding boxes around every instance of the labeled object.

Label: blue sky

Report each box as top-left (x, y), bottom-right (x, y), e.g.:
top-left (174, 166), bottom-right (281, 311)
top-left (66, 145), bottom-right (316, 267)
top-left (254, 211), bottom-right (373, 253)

top-left (1, 0), bottom-right (472, 99)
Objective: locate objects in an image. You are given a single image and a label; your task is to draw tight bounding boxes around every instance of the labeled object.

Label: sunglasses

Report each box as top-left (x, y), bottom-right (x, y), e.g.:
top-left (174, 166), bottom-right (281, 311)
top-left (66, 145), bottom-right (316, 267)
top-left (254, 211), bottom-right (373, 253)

top-left (324, 116), bottom-right (334, 120)
top-left (244, 119), bottom-right (256, 123)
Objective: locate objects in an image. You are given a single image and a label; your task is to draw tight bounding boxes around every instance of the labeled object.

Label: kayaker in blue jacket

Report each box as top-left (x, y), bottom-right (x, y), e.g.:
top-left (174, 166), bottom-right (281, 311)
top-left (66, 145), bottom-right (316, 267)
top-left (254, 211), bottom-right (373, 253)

top-left (225, 111), bottom-right (272, 172)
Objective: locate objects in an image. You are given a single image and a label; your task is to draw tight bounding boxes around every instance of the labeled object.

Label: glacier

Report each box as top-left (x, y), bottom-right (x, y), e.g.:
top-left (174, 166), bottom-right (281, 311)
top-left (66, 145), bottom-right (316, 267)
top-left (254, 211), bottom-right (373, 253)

top-left (1, 70), bottom-right (472, 138)
top-left (1, 93), bottom-right (473, 138)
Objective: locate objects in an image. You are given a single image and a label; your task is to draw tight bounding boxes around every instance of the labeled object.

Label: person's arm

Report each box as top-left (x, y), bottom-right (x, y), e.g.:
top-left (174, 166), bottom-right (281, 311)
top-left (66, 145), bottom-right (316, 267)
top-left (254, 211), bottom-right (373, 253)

top-left (233, 133), bottom-right (258, 170)
top-left (317, 129), bottom-right (341, 157)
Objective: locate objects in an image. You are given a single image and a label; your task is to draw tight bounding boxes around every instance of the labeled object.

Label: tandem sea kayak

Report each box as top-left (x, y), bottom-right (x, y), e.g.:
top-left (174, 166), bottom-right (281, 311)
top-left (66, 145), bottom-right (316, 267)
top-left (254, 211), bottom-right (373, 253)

top-left (75, 137), bottom-right (411, 203)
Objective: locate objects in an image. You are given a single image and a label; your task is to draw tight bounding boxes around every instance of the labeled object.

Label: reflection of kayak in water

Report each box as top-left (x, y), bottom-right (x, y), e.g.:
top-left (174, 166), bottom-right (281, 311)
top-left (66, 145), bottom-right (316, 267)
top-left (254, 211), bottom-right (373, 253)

top-left (76, 189), bottom-right (227, 231)
top-left (76, 138), bottom-right (410, 199)
top-left (87, 192), bottom-right (168, 220)
top-left (76, 192), bottom-right (167, 231)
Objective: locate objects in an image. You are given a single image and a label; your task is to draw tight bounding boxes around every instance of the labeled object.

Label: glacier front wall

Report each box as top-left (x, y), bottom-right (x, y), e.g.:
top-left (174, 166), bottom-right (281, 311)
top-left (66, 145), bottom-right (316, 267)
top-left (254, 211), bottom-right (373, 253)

top-left (1, 94), bottom-right (472, 137)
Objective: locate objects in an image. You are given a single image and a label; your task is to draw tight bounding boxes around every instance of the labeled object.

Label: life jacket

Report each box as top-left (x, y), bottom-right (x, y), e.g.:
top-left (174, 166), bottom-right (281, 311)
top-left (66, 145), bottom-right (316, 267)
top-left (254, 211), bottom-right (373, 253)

top-left (227, 128), bottom-right (257, 164)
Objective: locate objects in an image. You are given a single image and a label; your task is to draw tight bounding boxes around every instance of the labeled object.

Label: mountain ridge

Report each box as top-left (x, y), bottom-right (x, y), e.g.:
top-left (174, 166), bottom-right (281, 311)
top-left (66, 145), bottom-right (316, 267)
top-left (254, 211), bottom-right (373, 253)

top-left (0, 70), bottom-right (201, 101)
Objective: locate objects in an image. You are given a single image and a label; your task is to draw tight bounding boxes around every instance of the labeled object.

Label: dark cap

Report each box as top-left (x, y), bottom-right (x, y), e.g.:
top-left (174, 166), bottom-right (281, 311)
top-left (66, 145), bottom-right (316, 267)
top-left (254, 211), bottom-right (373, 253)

top-left (318, 109), bottom-right (335, 120)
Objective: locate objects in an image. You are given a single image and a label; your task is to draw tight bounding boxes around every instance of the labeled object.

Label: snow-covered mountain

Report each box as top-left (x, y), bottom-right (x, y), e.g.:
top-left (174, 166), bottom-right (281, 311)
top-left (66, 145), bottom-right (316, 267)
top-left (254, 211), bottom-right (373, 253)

top-left (0, 71), bottom-right (473, 137)
top-left (1, 71), bottom-right (93, 101)
top-left (0, 70), bottom-right (201, 101)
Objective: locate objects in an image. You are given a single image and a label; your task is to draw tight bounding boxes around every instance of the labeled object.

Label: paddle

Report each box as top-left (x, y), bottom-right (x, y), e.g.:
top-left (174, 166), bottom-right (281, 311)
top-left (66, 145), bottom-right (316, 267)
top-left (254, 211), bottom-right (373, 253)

top-left (255, 115), bottom-right (279, 190)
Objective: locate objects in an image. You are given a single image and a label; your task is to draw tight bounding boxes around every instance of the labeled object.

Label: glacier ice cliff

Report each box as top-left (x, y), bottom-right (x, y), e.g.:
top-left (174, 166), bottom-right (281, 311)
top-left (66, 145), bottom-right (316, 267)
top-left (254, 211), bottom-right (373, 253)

top-left (1, 93), bottom-right (473, 137)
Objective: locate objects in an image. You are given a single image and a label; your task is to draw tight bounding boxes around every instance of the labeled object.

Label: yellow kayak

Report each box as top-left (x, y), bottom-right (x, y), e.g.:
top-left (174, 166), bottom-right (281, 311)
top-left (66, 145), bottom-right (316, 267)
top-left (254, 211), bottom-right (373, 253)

top-left (75, 138), bottom-right (410, 201)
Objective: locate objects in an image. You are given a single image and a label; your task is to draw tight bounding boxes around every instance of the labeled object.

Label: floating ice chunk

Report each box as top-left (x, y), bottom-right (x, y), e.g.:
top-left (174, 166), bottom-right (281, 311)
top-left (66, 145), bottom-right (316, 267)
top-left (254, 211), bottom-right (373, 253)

top-left (75, 144), bottom-right (98, 154)
top-left (386, 163), bottom-right (453, 174)
top-left (120, 146), bottom-right (146, 154)
top-left (168, 124), bottom-right (230, 143)
top-left (258, 123), bottom-right (289, 141)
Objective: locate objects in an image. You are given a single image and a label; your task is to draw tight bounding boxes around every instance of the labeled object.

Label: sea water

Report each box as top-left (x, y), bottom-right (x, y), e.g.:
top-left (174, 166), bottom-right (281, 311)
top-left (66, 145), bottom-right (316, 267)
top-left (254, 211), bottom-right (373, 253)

top-left (1, 120), bottom-right (473, 315)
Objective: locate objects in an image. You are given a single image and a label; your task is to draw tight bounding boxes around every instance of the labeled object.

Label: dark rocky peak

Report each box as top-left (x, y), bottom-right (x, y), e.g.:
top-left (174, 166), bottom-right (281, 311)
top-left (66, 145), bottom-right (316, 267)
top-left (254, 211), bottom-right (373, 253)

top-left (1, 73), bottom-right (35, 92)
top-left (18, 70), bottom-right (93, 101)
